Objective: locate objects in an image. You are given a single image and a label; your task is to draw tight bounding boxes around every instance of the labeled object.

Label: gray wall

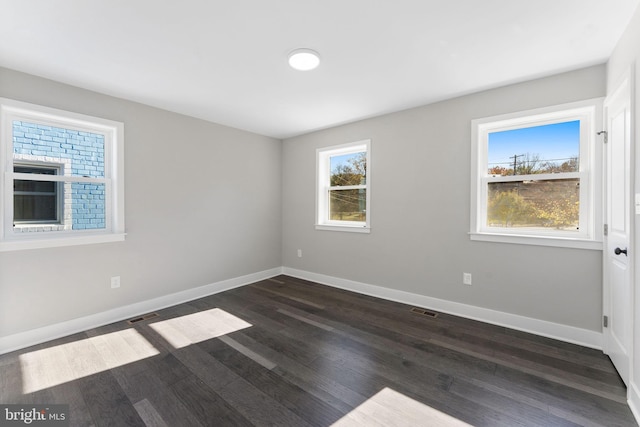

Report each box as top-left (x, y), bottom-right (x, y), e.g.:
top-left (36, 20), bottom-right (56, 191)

top-left (0, 67), bottom-right (283, 337)
top-left (0, 62), bottom-right (609, 339)
top-left (282, 65), bottom-right (606, 331)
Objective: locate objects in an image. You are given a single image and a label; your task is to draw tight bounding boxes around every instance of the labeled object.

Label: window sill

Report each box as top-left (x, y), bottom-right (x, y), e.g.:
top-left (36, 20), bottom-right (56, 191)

top-left (469, 232), bottom-right (602, 250)
top-left (14, 224), bottom-right (69, 233)
top-left (316, 224), bottom-right (371, 234)
top-left (0, 233), bottom-right (126, 252)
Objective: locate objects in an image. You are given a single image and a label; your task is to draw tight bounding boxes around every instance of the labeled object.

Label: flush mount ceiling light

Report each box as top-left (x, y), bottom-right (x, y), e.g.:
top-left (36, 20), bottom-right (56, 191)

top-left (288, 48), bottom-right (320, 71)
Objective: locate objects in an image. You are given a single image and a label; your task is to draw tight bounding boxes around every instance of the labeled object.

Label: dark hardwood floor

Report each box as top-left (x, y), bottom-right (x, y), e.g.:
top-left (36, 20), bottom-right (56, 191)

top-left (0, 275), bottom-right (636, 426)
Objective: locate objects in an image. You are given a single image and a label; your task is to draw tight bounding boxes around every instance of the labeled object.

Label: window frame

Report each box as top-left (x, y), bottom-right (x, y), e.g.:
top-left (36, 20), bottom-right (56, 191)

top-left (470, 99), bottom-right (603, 250)
top-left (316, 140), bottom-right (371, 233)
top-left (0, 98), bottom-right (125, 251)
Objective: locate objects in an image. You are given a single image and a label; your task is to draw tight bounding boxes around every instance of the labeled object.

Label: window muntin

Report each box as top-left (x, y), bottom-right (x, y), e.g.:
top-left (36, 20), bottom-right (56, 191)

top-left (317, 140), bottom-right (370, 232)
top-left (471, 100), bottom-right (602, 248)
top-left (0, 98), bottom-right (125, 251)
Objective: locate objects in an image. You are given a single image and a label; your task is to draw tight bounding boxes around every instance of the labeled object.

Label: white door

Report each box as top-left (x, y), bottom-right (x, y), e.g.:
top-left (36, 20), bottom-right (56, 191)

top-left (603, 73), bottom-right (632, 386)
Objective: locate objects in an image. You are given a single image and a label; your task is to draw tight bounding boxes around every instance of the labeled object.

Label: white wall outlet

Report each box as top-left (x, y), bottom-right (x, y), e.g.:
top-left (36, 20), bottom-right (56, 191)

top-left (463, 273), bottom-right (472, 286)
top-left (297, 249), bottom-right (303, 258)
top-left (111, 276), bottom-right (121, 289)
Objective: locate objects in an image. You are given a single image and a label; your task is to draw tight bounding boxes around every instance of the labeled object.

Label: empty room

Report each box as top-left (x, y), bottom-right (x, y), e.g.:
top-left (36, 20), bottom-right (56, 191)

top-left (2, 1), bottom-right (640, 426)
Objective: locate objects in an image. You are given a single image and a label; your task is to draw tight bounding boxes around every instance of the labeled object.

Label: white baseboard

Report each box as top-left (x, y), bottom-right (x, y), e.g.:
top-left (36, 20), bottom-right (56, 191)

top-left (629, 381), bottom-right (640, 425)
top-left (0, 266), bottom-right (604, 355)
top-left (282, 267), bottom-right (603, 350)
top-left (0, 267), bottom-right (283, 355)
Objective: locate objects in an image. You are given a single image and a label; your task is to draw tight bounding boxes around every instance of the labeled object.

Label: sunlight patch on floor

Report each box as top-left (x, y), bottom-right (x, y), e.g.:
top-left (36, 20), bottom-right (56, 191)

top-left (331, 387), bottom-right (472, 427)
top-left (20, 329), bottom-right (159, 394)
top-left (149, 308), bottom-right (252, 348)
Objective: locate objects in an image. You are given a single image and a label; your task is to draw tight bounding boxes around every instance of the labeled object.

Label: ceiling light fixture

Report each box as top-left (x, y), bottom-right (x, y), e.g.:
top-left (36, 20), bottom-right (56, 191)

top-left (288, 48), bottom-right (320, 71)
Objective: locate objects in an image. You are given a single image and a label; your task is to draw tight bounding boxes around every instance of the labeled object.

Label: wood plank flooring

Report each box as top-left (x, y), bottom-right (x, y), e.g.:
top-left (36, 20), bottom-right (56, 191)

top-left (0, 275), bottom-right (636, 426)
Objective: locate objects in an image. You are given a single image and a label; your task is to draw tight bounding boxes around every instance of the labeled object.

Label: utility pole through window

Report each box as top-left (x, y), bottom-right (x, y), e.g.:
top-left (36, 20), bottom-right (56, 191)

top-left (510, 154), bottom-right (524, 175)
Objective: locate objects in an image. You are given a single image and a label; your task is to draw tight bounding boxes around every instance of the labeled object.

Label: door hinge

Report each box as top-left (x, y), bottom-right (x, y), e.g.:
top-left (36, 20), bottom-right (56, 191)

top-left (604, 315), bottom-right (609, 328)
top-left (598, 130), bottom-right (608, 144)
top-left (604, 224), bottom-right (608, 236)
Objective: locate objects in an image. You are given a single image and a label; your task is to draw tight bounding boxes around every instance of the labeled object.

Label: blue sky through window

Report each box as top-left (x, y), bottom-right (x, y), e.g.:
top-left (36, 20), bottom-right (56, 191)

top-left (488, 120), bottom-right (580, 169)
top-left (330, 152), bottom-right (364, 173)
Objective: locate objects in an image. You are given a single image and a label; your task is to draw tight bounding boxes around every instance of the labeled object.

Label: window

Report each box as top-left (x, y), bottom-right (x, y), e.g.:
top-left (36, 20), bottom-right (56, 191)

top-left (470, 99), bottom-right (602, 249)
top-left (316, 140), bottom-right (371, 233)
top-left (0, 98), bottom-right (125, 251)
top-left (14, 164), bottom-right (62, 224)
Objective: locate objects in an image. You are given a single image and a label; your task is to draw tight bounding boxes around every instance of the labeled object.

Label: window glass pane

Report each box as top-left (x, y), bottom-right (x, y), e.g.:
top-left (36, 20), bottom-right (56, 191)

top-left (330, 152), bottom-right (366, 186)
top-left (12, 180), bottom-right (106, 230)
top-left (13, 121), bottom-right (105, 178)
top-left (488, 121), bottom-right (580, 176)
top-left (72, 182), bottom-right (106, 230)
top-left (14, 166), bottom-right (58, 193)
top-left (14, 179), bottom-right (56, 193)
top-left (14, 165), bottom-right (56, 175)
top-left (330, 189), bottom-right (366, 222)
top-left (487, 178), bottom-right (579, 231)
top-left (14, 194), bottom-right (57, 221)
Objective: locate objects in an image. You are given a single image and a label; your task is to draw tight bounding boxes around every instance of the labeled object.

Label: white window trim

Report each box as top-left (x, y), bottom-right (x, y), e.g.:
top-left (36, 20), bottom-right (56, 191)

top-left (0, 98), bottom-right (125, 251)
top-left (316, 140), bottom-right (371, 233)
top-left (470, 99), bottom-right (603, 250)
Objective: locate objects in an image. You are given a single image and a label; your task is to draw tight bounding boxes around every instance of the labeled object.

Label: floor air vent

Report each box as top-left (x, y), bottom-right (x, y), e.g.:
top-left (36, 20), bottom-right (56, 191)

top-left (127, 312), bottom-right (159, 324)
top-left (410, 307), bottom-right (439, 318)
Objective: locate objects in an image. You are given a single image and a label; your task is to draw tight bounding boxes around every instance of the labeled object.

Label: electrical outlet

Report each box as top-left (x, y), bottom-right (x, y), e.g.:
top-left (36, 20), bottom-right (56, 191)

top-left (463, 273), bottom-right (472, 286)
top-left (297, 249), bottom-right (303, 258)
top-left (111, 276), bottom-right (121, 289)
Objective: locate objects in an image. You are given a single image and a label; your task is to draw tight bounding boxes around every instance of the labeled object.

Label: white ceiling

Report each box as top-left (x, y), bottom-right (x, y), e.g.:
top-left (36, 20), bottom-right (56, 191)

top-left (1, 1), bottom-right (638, 139)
